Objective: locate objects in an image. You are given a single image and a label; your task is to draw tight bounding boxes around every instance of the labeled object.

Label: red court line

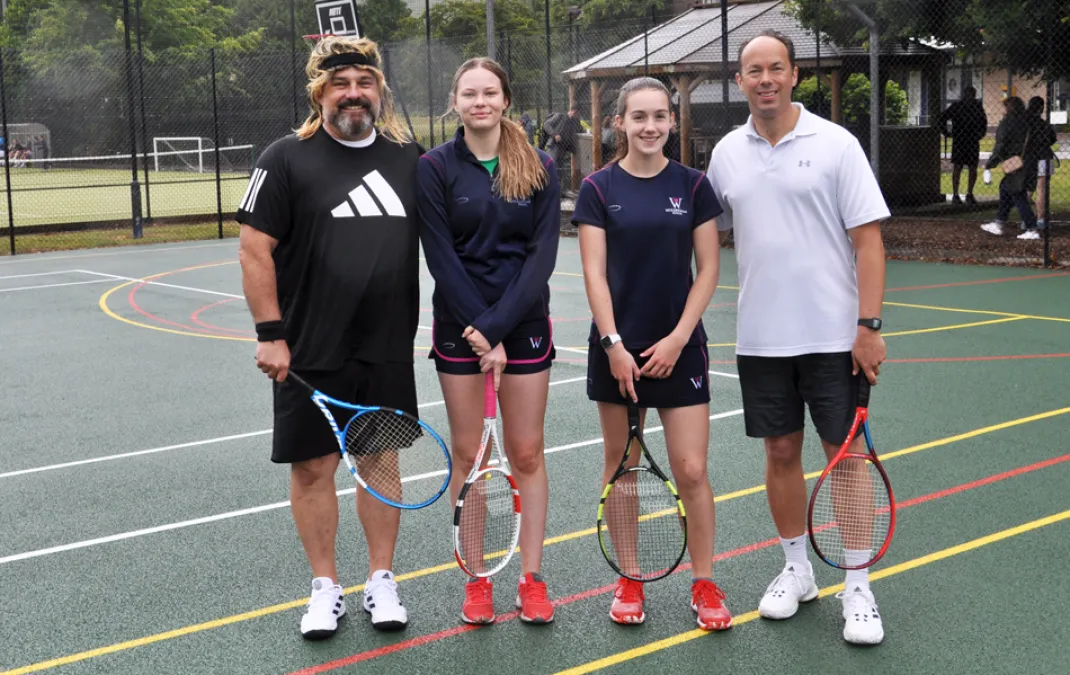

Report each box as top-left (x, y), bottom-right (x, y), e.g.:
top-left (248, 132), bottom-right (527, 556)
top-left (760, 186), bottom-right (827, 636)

top-left (189, 299), bottom-right (252, 335)
top-left (128, 282), bottom-right (223, 336)
top-left (284, 453), bottom-right (1070, 675)
top-left (887, 271), bottom-right (1070, 292)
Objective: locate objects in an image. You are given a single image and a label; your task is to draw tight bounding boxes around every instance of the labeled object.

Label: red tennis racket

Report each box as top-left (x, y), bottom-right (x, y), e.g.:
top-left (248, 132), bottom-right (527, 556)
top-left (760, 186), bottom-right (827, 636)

top-left (807, 373), bottom-right (895, 570)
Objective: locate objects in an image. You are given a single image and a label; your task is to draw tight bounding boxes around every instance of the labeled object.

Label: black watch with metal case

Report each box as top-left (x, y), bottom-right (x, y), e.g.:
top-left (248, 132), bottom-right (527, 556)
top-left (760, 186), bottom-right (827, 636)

top-left (858, 317), bottom-right (882, 331)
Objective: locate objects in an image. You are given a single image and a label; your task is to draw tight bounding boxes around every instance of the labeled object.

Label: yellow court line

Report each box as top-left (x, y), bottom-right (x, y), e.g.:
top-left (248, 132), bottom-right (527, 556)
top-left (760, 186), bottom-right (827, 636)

top-left (882, 316), bottom-right (1026, 337)
top-left (702, 316), bottom-right (1028, 349)
top-left (885, 301), bottom-right (1070, 324)
top-left (6, 405), bottom-right (1068, 675)
top-left (553, 508), bottom-right (1070, 675)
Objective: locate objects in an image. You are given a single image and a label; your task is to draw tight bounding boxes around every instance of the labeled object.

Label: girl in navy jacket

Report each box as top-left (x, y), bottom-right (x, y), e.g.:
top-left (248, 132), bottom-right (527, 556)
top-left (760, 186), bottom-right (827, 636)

top-left (573, 77), bottom-right (731, 630)
top-left (416, 57), bottom-right (560, 626)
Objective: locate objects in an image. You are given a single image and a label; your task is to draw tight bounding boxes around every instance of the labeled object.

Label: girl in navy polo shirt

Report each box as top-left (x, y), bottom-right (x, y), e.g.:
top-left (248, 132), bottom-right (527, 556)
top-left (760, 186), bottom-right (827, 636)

top-left (573, 77), bottom-right (731, 630)
top-left (416, 57), bottom-right (560, 626)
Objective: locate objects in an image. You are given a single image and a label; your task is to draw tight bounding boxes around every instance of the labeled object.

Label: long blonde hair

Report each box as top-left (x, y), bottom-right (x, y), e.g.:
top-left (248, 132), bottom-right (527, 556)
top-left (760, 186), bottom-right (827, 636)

top-left (448, 58), bottom-right (547, 202)
top-left (296, 35), bottom-right (411, 144)
top-left (611, 77), bottom-right (672, 163)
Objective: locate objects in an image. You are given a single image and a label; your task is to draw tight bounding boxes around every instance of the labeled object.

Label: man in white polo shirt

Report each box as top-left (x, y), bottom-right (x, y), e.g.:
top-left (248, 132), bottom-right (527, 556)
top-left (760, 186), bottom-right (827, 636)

top-left (706, 29), bottom-right (890, 645)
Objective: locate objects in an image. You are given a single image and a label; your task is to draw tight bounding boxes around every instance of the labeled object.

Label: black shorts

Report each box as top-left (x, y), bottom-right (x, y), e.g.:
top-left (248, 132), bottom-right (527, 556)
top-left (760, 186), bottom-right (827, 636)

top-left (429, 318), bottom-right (555, 375)
top-left (271, 360), bottom-right (419, 464)
top-left (587, 344), bottom-right (710, 409)
top-left (736, 352), bottom-right (859, 445)
top-left (951, 141), bottom-right (980, 168)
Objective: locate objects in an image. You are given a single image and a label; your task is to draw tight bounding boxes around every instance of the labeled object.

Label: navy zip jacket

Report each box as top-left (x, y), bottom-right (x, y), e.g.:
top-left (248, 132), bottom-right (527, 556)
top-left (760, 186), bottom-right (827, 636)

top-left (416, 127), bottom-right (561, 347)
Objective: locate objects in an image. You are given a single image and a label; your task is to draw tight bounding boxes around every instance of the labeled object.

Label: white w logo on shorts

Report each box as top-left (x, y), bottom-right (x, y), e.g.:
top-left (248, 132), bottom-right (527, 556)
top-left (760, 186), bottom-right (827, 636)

top-left (331, 170), bottom-right (406, 218)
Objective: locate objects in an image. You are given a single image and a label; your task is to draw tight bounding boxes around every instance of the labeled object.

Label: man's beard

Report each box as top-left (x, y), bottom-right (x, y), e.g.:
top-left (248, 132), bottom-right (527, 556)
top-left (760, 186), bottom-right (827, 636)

top-left (328, 97), bottom-right (377, 139)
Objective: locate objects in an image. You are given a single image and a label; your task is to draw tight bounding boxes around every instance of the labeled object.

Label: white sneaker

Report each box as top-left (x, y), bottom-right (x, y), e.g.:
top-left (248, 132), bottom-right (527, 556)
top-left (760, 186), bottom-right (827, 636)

top-left (980, 222), bottom-right (1005, 236)
top-left (838, 586), bottom-right (885, 645)
top-left (363, 570), bottom-right (408, 631)
top-left (300, 577), bottom-right (346, 640)
top-left (1018, 230), bottom-right (1040, 240)
top-left (758, 563), bottom-right (818, 619)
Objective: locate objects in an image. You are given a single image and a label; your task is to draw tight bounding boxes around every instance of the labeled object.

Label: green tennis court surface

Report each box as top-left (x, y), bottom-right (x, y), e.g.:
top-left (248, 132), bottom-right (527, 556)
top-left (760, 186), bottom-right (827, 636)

top-left (1, 238), bottom-right (1067, 675)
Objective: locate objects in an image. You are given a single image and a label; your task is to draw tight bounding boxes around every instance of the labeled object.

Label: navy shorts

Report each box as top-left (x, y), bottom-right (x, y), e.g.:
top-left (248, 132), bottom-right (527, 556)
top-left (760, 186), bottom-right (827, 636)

top-left (429, 318), bottom-right (555, 375)
top-left (271, 360), bottom-right (419, 464)
top-left (587, 344), bottom-right (710, 409)
top-left (736, 352), bottom-right (859, 445)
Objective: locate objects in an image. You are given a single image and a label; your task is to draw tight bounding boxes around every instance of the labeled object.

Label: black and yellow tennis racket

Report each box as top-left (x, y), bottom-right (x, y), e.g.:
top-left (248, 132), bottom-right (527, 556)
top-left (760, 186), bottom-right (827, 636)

top-left (597, 404), bottom-right (687, 582)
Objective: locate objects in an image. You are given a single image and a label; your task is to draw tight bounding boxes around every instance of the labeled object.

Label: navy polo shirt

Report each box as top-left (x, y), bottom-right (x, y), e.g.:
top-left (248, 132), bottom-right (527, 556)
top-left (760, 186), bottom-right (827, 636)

top-left (572, 160), bottom-right (722, 350)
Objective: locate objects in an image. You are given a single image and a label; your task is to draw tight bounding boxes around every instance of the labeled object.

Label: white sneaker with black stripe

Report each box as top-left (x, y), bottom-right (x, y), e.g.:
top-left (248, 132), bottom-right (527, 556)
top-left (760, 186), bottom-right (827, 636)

top-left (838, 586), bottom-right (885, 645)
top-left (363, 570), bottom-right (408, 631)
top-left (300, 577), bottom-right (346, 640)
top-left (758, 563), bottom-right (819, 620)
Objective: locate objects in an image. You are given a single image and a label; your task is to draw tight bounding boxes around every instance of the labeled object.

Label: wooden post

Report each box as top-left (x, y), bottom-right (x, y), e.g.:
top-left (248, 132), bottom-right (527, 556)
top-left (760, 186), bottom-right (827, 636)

top-left (830, 69), bottom-right (842, 124)
top-left (590, 80), bottom-right (603, 168)
top-left (568, 81), bottom-right (579, 191)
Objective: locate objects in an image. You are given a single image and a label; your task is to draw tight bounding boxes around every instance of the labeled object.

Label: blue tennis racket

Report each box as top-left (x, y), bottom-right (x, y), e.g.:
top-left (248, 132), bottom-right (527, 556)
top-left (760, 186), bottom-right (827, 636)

top-left (286, 372), bottom-right (451, 510)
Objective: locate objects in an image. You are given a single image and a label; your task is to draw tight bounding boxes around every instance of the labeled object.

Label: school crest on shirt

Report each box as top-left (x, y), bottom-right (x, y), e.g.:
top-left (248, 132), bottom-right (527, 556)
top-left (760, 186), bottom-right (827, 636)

top-left (665, 197), bottom-right (687, 216)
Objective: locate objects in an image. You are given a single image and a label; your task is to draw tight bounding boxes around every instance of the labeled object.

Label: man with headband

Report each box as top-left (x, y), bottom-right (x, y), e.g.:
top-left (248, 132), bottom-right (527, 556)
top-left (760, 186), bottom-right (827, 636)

top-left (237, 35), bottom-right (423, 640)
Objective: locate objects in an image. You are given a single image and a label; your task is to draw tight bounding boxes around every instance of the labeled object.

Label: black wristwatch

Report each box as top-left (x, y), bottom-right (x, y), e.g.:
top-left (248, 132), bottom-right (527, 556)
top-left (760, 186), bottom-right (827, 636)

top-left (858, 318), bottom-right (882, 331)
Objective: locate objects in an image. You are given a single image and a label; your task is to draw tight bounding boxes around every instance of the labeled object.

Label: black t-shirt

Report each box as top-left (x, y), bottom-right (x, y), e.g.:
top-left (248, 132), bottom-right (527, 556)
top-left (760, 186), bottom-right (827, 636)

top-left (236, 128), bottom-right (423, 370)
top-left (571, 160), bottom-right (722, 350)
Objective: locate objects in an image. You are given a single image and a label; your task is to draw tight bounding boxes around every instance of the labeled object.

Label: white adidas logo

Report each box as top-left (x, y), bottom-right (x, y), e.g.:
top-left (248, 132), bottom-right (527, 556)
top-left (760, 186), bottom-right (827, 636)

top-left (332, 170), bottom-right (406, 218)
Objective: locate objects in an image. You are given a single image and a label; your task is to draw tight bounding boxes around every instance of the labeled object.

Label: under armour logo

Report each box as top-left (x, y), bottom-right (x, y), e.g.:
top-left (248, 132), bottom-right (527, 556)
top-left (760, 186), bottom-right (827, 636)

top-left (690, 376), bottom-right (704, 389)
top-left (529, 336), bottom-right (543, 349)
top-left (799, 160), bottom-right (811, 167)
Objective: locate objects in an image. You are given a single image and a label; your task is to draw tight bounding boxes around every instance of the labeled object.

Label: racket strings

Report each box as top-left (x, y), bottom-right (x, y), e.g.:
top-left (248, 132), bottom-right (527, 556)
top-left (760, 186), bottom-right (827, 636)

top-left (601, 470), bottom-right (685, 581)
top-left (456, 436), bottom-right (518, 575)
top-left (344, 410), bottom-right (440, 505)
top-left (810, 457), bottom-right (891, 567)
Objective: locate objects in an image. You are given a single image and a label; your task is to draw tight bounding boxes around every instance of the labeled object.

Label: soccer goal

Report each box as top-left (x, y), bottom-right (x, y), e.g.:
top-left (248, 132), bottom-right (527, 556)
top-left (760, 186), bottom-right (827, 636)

top-left (152, 137), bottom-right (255, 175)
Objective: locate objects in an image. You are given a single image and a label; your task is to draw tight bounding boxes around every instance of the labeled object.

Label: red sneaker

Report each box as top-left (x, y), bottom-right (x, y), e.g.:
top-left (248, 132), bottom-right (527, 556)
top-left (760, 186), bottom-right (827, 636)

top-left (691, 579), bottom-right (733, 631)
top-left (609, 577), bottom-right (646, 625)
top-left (515, 572), bottom-right (554, 624)
top-left (461, 577), bottom-right (495, 625)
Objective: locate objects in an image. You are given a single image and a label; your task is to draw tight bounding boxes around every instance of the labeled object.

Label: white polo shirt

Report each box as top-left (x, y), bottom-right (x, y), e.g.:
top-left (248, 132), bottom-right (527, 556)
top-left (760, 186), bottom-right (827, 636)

top-left (706, 102), bottom-right (890, 357)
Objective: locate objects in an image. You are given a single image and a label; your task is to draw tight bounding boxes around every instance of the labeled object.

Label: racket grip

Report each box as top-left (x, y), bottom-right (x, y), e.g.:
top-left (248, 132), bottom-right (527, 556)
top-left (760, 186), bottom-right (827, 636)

top-left (285, 371), bottom-right (314, 394)
top-left (857, 372), bottom-right (871, 408)
top-left (627, 404), bottom-right (640, 429)
top-left (484, 372), bottom-right (497, 418)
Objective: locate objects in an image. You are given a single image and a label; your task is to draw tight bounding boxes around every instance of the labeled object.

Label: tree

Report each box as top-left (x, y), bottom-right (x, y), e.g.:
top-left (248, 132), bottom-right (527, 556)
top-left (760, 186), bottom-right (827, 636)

top-left (786, 0), bottom-right (1069, 79)
top-left (357, 0), bottom-right (422, 43)
top-left (794, 73), bottom-right (908, 125)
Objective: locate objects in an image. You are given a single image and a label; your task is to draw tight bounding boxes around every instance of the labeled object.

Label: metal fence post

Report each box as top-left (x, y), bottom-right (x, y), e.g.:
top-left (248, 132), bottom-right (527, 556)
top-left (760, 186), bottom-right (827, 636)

top-left (136, 0), bottom-right (152, 223)
top-left (1, 49), bottom-right (14, 255)
top-left (123, 0), bottom-right (143, 238)
top-left (211, 48), bottom-right (223, 239)
top-left (425, 0), bottom-right (435, 147)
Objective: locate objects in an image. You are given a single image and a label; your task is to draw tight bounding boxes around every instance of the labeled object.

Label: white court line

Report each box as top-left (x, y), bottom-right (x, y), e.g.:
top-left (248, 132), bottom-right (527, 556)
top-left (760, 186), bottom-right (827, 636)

top-left (0, 279), bottom-right (114, 293)
top-left (75, 269), bottom-right (242, 299)
top-left (709, 369), bottom-right (739, 380)
top-left (0, 376), bottom-right (589, 481)
top-left (0, 407), bottom-right (742, 565)
top-left (0, 269), bottom-right (81, 280)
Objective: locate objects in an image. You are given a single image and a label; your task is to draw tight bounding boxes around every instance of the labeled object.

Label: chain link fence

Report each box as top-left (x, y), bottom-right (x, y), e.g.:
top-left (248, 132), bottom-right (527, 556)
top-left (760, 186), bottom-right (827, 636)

top-left (1, 0), bottom-right (1067, 266)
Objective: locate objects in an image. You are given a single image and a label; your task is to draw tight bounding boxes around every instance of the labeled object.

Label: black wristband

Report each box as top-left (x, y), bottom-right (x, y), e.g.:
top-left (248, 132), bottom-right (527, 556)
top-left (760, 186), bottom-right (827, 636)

top-left (255, 320), bottom-right (287, 343)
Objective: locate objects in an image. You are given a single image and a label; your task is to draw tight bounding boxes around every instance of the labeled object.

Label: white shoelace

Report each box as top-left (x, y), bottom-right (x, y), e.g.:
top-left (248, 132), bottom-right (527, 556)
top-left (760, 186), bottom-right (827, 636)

top-left (308, 585), bottom-right (342, 613)
top-left (765, 567), bottom-right (809, 596)
top-left (366, 576), bottom-right (400, 608)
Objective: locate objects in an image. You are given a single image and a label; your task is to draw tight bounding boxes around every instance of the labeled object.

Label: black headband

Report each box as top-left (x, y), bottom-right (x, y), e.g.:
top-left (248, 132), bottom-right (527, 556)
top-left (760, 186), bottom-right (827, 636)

top-left (320, 52), bottom-right (377, 71)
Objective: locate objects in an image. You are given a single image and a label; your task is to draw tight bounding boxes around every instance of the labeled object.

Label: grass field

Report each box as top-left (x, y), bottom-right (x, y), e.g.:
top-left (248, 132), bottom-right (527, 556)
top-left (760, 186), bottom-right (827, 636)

top-left (0, 167), bottom-right (251, 228)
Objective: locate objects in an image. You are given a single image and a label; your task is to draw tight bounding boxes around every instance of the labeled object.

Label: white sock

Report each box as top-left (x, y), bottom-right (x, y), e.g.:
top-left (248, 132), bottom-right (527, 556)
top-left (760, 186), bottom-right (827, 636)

top-left (780, 534), bottom-right (811, 573)
top-left (843, 549), bottom-right (871, 592)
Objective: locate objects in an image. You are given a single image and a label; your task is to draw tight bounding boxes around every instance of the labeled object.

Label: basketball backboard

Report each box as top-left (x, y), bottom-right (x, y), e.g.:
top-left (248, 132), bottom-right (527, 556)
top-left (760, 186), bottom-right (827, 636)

top-left (316, 0), bottom-right (361, 37)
